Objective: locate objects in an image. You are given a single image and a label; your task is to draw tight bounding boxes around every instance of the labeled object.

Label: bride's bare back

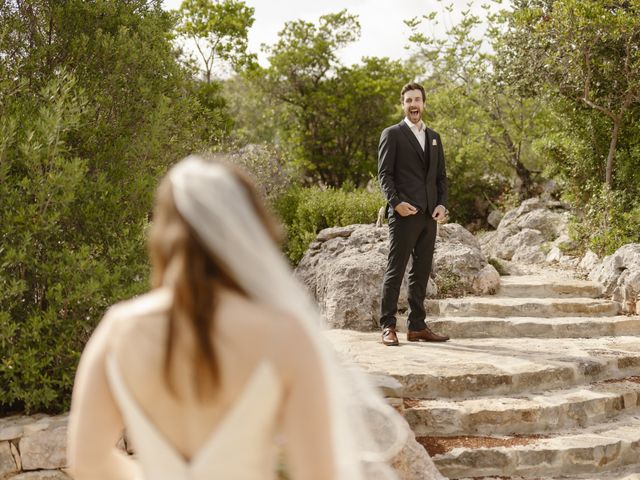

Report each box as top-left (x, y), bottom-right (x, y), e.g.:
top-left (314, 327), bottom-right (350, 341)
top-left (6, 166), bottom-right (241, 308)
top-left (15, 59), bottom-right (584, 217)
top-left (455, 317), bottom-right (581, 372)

top-left (67, 287), bottom-right (335, 480)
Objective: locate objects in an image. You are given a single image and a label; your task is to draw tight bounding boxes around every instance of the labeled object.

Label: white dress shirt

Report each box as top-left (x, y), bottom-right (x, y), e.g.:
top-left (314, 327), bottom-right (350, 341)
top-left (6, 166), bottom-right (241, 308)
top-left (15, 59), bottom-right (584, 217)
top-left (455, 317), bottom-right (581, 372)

top-left (404, 117), bottom-right (426, 151)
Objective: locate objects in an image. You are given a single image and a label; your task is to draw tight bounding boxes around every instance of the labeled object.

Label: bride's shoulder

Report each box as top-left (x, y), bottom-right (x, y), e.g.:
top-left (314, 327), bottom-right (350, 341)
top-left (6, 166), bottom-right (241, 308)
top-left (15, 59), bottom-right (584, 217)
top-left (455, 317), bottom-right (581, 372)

top-left (98, 288), bottom-right (172, 338)
top-left (219, 290), bottom-right (308, 333)
top-left (106, 288), bottom-right (172, 320)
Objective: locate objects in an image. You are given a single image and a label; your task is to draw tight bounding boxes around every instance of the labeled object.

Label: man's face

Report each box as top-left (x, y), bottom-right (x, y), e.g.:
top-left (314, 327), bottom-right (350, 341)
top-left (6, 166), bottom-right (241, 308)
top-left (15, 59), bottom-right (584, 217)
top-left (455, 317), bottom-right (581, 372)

top-left (402, 89), bottom-right (425, 124)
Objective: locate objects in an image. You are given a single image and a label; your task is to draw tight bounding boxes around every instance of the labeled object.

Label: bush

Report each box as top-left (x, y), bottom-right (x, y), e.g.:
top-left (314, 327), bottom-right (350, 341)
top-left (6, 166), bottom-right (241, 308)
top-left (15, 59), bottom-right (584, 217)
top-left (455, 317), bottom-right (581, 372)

top-left (274, 185), bottom-right (384, 264)
top-left (569, 186), bottom-right (640, 257)
top-left (0, 0), bottom-right (224, 414)
top-left (225, 143), bottom-right (297, 200)
top-left (0, 73), bottom-right (151, 414)
top-left (433, 268), bottom-right (466, 298)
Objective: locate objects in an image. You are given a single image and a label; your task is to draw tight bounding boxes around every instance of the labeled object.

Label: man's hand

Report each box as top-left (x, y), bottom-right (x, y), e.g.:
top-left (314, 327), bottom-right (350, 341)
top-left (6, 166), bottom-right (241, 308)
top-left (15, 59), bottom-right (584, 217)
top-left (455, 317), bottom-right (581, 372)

top-left (394, 202), bottom-right (418, 217)
top-left (432, 205), bottom-right (448, 223)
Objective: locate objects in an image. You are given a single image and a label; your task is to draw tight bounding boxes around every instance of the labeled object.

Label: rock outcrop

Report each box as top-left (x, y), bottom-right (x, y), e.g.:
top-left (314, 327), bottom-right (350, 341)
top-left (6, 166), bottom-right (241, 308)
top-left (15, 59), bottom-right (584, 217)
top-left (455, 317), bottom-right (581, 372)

top-left (296, 223), bottom-right (499, 331)
top-left (480, 197), bottom-right (577, 267)
top-left (588, 243), bottom-right (640, 314)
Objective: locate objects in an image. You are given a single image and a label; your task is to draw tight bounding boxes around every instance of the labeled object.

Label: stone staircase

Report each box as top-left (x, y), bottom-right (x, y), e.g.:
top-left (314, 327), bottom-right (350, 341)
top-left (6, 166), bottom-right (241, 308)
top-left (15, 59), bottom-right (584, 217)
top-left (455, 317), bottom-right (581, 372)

top-left (326, 274), bottom-right (640, 479)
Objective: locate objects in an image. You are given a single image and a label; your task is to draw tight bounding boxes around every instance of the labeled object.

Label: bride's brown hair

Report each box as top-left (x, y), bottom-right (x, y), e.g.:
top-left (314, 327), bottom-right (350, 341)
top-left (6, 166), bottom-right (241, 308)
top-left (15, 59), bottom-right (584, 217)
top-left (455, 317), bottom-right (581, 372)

top-left (148, 157), bottom-right (282, 399)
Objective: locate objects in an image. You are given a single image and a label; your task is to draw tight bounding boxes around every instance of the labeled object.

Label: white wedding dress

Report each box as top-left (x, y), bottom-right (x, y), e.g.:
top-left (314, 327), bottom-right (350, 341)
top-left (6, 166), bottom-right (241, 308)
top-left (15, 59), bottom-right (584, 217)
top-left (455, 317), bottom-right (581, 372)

top-left (67, 157), bottom-right (413, 480)
top-left (106, 355), bottom-right (283, 480)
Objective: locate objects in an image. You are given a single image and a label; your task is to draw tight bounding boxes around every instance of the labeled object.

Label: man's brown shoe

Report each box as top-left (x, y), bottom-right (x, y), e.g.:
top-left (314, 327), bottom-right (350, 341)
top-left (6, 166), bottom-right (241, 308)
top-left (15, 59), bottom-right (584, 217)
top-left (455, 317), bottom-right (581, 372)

top-left (407, 327), bottom-right (449, 342)
top-left (382, 327), bottom-right (399, 346)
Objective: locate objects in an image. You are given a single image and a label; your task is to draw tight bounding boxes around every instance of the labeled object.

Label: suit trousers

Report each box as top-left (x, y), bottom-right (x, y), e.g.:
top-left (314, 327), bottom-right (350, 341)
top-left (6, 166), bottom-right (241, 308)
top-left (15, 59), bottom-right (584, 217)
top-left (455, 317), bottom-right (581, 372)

top-left (380, 211), bottom-right (437, 331)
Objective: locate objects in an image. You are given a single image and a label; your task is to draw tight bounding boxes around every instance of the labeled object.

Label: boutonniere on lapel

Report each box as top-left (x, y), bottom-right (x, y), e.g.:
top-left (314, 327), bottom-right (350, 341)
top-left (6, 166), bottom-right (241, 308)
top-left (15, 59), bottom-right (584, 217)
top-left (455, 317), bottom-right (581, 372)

top-left (432, 138), bottom-right (437, 146)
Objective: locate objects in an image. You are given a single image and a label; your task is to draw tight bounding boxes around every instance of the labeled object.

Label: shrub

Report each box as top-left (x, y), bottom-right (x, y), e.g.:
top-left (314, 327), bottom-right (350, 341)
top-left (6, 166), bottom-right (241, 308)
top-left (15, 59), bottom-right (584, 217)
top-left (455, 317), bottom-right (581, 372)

top-left (0, 0), bottom-right (222, 414)
top-left (569, 186), bottom-right (640, 257)
top-left (488, 257), bottom-right (509, 276)
top-left (0, 73), bottom-right (152, 414)
top-left (273, 185), bottom-right (384, 264)
top-left (225, 143), bottom-right (297, 201)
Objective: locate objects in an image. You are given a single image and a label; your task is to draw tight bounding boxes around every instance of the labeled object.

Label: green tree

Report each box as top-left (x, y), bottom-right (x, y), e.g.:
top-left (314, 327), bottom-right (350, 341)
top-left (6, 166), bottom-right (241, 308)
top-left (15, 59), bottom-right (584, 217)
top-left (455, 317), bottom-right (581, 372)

top-left (223, 72), bottom-right (290, 145)
top-left (0, 0), bottom-right (218, 413)
top-left (406, 2), bottom-right (551, 224)
top-left (252, 10), bottom-right (407, 186)
top-left (177, 0), bottom-right (255, 83)
top-left (502, 0), bottom-right (640, 188)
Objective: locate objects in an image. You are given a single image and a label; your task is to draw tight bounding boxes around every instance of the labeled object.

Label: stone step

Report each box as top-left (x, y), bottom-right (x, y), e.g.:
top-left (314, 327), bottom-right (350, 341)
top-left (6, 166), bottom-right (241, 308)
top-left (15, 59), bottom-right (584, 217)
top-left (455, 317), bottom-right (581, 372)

top-left (405, 377), bottom-right (640, 436)
top-left (556, 465), bottom-right (640, 479)
top-left (498, 275), bottom-right (604, 299)
top-left (427, 316), bottom-right (640, 339)
top-left (459, 470), bottom-right (640, 480)
top-left (427, 297), bottom-right (620, 318)
top-left (427, 412), bottom-right (640, 478)
top-left (326, 331), bottom-right (640, 399)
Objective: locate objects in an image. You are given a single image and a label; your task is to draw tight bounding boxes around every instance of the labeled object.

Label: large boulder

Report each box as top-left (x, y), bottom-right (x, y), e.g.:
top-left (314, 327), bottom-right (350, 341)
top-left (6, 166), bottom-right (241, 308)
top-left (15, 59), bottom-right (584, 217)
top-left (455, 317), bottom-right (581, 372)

top-left (588, 243), bottom-right (640, 314)
top-left (392, 433), bottom-right (446, 480)
top-left (480, 198), bottom-right (573, 265)
top-left (296, 223), bottom-right (498, 331)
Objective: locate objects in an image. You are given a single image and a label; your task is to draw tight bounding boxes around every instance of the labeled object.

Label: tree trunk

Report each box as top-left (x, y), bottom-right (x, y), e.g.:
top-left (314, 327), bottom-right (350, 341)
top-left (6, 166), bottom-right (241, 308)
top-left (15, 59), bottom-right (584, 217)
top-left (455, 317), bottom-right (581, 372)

top-left (502, 130), bottom-right (534, 199)
top-left (605, 119), bottom-right (620, 188)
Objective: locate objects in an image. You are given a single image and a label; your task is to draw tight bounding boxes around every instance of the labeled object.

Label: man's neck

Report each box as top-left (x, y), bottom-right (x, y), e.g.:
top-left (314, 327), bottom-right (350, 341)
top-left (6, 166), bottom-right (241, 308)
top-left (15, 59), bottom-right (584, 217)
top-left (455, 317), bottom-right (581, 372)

top-left (404, 117), bottom-right (424, 129)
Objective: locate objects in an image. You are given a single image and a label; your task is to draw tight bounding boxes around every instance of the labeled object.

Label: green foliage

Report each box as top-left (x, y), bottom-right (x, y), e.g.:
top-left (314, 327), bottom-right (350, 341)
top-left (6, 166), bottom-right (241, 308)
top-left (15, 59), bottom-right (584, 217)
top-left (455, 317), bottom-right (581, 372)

top-left (487, 257), bottom-right (508, 276)
top-left (246, 11), bottom-right (407, 187)
top-left (502, 0), bottom-right (640, 188)
top-left (274, 186), bottom-right (384, 264)
top-left (0, 0), bottom-right (225, 414)
top-left (433, 268), bottom-right (465, 298)
top-left (177, 0), bottom-right (255, 82)
top-left (407, 1), bottom-right (550, 227)
top-left (0, 72), bottom-right (149, 413)
top-left (535, 97), bottom-right (640, 254)
top-left (223, 73), bottom-right (289, 145)
top-left (568, 186), bottom-right (640, 257)
top-left (225, 143), bottom-right (297, 200)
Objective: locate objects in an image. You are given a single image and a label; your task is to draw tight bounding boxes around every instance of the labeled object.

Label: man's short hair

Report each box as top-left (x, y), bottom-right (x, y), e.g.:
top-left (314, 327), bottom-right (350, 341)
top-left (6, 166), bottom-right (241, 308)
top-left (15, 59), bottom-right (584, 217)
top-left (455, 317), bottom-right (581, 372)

top-left (400, 82), bottom-right (426, 103)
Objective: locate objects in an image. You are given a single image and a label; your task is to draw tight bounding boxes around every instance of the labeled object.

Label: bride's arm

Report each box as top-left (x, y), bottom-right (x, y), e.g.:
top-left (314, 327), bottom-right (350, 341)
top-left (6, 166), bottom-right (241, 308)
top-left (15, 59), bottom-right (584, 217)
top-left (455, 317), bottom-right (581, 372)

top-left (277, 318), bottom-right (338, 480)
top-left (67, 314), bottom-right (140, 480)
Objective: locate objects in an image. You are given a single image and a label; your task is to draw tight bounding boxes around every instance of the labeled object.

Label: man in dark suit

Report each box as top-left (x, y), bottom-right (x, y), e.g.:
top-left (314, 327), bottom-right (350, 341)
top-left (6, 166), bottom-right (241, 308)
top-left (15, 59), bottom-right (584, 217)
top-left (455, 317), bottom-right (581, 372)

top-left (378, 82), bottom-right (450, 346)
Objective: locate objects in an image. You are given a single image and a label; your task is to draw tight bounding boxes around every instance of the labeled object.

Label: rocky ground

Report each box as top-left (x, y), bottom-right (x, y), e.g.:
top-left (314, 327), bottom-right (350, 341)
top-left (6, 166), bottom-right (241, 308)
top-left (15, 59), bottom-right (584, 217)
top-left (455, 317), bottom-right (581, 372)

top-left (2, 198), bottom-right (640, 480)
top-left (327, 274), bottom-right (640, 479)
top-left (314, 198), bottom-right (640, 479)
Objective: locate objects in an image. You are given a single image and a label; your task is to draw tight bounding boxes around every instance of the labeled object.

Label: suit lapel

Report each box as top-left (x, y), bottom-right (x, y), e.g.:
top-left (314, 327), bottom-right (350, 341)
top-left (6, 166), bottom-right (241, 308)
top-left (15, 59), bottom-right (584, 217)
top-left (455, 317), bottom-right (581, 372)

top-left (426, 128), bottom-right (436, 173)
top-left (399, 121), bottom-right (425, 163)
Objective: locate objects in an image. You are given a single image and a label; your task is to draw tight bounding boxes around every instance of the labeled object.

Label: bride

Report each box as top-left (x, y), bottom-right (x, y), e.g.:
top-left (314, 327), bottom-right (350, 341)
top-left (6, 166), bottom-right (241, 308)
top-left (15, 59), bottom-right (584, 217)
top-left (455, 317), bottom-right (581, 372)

top-left (66, 155), bottom-right (412, 479)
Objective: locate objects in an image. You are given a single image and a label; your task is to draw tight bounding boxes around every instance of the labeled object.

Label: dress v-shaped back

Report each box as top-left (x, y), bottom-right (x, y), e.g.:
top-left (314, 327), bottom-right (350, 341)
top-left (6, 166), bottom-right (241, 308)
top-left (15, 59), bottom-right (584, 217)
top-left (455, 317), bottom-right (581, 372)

top-left (106, 355), bottom-right (283, 480)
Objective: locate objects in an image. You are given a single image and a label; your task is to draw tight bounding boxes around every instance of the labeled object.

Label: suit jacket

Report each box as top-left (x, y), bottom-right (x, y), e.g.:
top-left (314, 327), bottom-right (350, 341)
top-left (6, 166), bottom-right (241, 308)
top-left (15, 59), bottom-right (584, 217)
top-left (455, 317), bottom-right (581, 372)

top-left (378, 120), bottom-right (448, 216)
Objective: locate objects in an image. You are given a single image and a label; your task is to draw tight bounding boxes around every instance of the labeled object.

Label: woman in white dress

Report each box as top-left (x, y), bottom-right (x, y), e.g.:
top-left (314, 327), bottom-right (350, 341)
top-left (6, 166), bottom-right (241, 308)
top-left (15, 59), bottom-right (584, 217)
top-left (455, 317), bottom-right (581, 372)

top-left (67, 155), bottom-right (410, 480)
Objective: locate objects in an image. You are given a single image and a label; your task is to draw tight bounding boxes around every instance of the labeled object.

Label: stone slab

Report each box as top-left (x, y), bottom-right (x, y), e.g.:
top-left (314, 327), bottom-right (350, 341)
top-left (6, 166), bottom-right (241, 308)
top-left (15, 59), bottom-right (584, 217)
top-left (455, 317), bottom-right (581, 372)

top-left (0, 414), bottom-right (50, 442)
top-left (557, 464), bottom-right (640, 479)
top-left (0, 441), bottom-right (18, 477)
top-left (405, 378), bottom-right (640, 436)
top-left (428, 316), bottom-right (640, 339)
top-left (326, 331), bottom-right (640, 398)
top-left (498, 276), bottom-right (604, 298)
top-left (431, 413), bottom-right (640, 478)
top-left (20, 425), bottom-right (67, 470)
top-left (427, 297), bottom-right (620, 318)
top-left (459, 468), bottom-right (640, 480)
top-left (10, 471), bottom-right (71, 479)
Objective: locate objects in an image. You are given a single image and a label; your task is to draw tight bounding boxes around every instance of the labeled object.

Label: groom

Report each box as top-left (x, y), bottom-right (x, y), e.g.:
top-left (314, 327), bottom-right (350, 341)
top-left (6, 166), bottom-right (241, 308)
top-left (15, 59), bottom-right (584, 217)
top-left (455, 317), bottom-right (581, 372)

top-left (378, 82), bottom-right (450, 346)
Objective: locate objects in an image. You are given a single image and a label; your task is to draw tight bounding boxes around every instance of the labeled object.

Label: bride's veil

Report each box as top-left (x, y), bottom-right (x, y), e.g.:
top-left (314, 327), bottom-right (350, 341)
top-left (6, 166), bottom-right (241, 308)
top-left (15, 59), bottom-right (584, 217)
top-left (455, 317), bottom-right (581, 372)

top-left (169, 155), bottom-right (409, 479)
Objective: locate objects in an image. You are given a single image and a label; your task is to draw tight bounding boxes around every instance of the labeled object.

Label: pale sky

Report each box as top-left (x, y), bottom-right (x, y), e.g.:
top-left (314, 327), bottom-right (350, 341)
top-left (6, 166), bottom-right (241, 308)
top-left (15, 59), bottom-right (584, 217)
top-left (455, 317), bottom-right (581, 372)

top-left (162, 0), bottom-right (503, 67)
